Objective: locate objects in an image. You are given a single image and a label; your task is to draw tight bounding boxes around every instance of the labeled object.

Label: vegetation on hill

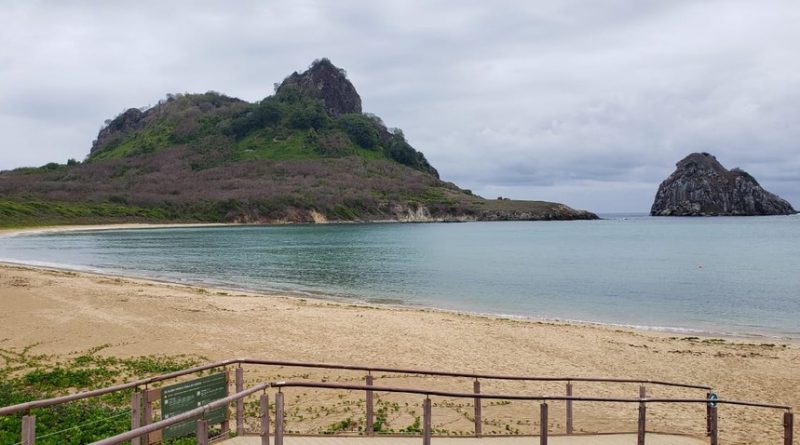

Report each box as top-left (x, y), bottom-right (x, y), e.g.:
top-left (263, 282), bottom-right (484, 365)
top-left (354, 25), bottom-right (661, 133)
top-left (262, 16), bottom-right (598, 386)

top-left (0, 59), bottom-right (597, 226)
top-left (88, 59), bottom-right (437, 177)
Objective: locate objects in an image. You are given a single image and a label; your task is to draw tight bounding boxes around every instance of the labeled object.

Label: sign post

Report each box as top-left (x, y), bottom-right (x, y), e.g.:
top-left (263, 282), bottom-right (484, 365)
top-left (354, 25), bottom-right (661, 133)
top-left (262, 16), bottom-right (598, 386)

top-left (161, 373), bottom-right (229, 440)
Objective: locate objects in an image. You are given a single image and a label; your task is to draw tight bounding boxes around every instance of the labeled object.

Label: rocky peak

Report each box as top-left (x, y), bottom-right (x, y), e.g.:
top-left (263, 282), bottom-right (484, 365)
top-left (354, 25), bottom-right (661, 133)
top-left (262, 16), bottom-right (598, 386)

top-left (275, 58), bottom-right (362, 116)
top-left (675, 152), bottom-right (725, 173)
top-left (651, 152), bottom-right (796, 216)
top-left (90, 108), bottom-right (147, 155)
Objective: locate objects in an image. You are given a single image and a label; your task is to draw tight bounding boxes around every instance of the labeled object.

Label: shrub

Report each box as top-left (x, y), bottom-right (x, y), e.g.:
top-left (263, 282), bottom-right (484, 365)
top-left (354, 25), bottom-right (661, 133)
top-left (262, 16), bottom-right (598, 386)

top-left (337, 114), bottom-right (378, 148)
top-left (288, 104), bottom-right (328, 130)
top-left (227, 101), bottom-right (283, 139)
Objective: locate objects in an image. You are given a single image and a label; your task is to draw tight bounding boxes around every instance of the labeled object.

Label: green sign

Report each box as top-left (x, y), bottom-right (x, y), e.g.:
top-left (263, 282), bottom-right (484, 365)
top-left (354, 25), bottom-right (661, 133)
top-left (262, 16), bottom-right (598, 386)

top-left (161, 372), bottom-right (229, 439)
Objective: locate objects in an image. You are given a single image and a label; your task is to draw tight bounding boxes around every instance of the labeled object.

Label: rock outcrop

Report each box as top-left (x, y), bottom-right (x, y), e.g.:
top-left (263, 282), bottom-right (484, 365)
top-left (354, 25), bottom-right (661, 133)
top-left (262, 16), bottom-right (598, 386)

top-left (91, 108), bottom-right (146, 155)
top-left (651, 152), bottom-right (796, 216)
top-left (275, 58), bottom-right (362, 116)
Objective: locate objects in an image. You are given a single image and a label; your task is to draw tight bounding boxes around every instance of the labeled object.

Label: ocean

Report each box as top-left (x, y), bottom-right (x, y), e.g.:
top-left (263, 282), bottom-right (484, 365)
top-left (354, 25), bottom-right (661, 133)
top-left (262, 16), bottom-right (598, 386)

top-left (1, 215), bottom-right (798, 339)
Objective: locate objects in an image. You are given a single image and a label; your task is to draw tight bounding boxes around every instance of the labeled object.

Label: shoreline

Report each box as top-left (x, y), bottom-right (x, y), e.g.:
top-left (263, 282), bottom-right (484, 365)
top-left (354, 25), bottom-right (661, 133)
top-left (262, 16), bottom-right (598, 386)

top-left (0, 222), bottom-right (233, 237)
top-left (0, 223), bottom-right (797, 343)
top-left (1, 258), bottom-right (797, 346)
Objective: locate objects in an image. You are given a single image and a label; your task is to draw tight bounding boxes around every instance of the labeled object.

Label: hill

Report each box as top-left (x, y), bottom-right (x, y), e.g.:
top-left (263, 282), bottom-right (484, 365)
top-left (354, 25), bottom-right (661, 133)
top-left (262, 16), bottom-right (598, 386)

top-left (0, 59), bottom-right (597, 226)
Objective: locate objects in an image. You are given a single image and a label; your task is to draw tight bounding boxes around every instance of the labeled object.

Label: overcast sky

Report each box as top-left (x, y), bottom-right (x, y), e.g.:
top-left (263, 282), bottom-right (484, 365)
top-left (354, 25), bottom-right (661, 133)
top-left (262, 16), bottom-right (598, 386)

top-left (2, 0), bottom-right (799, 212)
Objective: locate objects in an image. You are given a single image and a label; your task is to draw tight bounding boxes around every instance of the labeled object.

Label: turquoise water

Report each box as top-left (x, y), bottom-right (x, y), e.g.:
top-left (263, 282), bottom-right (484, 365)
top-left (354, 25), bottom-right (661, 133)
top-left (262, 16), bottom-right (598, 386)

top-left (1, 215), bottom-right (798, 339)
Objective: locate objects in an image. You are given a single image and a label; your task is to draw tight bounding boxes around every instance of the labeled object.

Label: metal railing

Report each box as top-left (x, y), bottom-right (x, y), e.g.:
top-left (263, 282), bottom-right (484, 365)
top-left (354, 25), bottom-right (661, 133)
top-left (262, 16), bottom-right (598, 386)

top-left (0, 357), bottom-right (709, 419)
top-left (238, 358), bottom-right (714, 390)
top-left (1, 358), bottom-right (793, 444)
top-left (236, 358), bottom-right (714, 438)
top-left (83, 380), bottom-right (795, 445)
top-left (270, 381), bottom-right (794, 445)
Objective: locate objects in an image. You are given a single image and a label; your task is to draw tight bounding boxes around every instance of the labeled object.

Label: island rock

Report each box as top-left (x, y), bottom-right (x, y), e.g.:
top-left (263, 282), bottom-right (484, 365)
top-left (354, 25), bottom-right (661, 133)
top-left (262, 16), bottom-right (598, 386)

top-left (650, 152), bottom-right (796, 216)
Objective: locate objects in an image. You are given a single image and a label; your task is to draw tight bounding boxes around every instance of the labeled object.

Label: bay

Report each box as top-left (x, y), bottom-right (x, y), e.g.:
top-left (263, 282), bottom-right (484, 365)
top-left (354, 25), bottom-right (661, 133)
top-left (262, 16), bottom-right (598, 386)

top-left (1, 215), bottom-right (798, 339)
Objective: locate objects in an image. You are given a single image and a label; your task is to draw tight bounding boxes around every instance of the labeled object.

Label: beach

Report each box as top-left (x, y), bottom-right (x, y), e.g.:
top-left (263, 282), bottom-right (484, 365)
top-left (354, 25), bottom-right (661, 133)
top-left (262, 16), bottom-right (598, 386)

top-left (0, 252), bottom-right (797, 444)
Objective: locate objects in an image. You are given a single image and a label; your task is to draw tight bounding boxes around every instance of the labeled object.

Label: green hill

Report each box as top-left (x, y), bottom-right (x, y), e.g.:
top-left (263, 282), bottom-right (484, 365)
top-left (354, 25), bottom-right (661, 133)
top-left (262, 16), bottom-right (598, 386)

top-left (0, 59), bottom-right (597, 226)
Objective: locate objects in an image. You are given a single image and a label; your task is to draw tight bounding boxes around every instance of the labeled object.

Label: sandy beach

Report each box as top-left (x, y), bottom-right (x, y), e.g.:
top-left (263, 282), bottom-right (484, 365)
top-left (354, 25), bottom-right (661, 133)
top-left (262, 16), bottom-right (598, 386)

top-left (0, 222), bottom-right (230, 237)
top-left (0, 227), bottom-right (797, 444)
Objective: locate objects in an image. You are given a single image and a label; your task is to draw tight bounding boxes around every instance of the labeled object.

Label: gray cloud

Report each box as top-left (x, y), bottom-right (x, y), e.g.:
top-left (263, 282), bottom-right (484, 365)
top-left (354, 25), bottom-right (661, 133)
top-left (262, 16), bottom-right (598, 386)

top-left (1, 0), bottom-right (798, 212)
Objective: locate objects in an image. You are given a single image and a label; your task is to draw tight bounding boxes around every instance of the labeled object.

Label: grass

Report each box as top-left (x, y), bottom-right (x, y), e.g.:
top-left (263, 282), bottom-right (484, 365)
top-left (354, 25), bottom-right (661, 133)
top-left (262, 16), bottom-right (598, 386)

top-left (0, 344), bottom-right (203, 444)
top-left (236, 127), bottom-right (390, 163)
top-left (237, 129), bottom-right (320, 161)
top-left (328, 205), bottom-right (361, 220)
top-left (0, 199), bottom-right (171, 228)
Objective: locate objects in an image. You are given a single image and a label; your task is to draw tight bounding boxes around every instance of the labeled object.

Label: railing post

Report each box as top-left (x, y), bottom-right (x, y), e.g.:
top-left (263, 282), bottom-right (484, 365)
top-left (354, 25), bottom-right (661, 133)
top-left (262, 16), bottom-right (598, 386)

top-left (706, 392), bottom-right (711, 436)
top-left (143, 388), bottom-right (158, 445)
top-left (21, 414), bottom-right (35, 445)
top-left (130, 391), bottom-right (142, 445)
top-left (236, 366), bottom-right (245, 435)
top-left (196, 418), bottom-right (209, 445)
top-left (638, 402), bottom-right (647, 445)
top-left (260, 393), bottom-right (270, 445)
top-left (143, 389), bottom-right (153, 428)
top-left (638, 385), bottom-right (646, 445)
top-left (222, 368), bottom-right (231, 435)
top-left (785, 410), bottom-right (794, 445)
top-left (473, 379), bottom-right (482, 437)
top-left (708, 405), bottom-right (718, 445)
top-left (540, 402), bottom-right (549, 445)
top-left (423, 397), bottom-right (432, 445)
top-left (275, 391), bottom-right (284, 445)
top-left (366, 373), bottom-right (374, 436)
top-left (566, 381), bottom-right (573, 434)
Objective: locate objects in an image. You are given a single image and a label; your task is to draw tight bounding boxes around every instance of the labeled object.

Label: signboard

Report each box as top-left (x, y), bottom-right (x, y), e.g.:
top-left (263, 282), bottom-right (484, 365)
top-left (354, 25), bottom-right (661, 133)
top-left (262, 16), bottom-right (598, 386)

top-left (161, 372), bottom-right (229, 439)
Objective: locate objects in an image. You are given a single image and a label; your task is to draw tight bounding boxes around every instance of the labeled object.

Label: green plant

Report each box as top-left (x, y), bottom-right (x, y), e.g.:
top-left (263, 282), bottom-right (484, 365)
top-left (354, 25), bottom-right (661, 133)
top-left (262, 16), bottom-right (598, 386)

top-left (0, 345), bottom-right (205, 444)
top-left (402, 415), bottom-right (421, 433)
top-left (337, 114), bottom-right (378, 149)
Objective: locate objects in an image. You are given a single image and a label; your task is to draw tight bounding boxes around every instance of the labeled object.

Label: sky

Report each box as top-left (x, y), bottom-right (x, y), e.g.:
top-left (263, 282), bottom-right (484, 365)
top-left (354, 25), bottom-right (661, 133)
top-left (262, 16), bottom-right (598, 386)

top-left (1, 1), bottom-right (799, 213)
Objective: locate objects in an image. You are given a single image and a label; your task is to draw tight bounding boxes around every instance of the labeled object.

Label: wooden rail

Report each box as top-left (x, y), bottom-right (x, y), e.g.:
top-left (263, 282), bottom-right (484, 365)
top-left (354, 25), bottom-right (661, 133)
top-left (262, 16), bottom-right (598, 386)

top-left (240, 359), bottom-right (714, 439)
top-left (2, 358), bottom-right (793, 444)
top-left (239, 358), bottom-right (714, 390)
top-left (271, 381), bottom-right (792, 409)
top-left (271, 381), bottom-right (794, 445)
top-left (0, 357), bottom-right (711, 418)
top-left (79, 380), bottom-right (794, 445)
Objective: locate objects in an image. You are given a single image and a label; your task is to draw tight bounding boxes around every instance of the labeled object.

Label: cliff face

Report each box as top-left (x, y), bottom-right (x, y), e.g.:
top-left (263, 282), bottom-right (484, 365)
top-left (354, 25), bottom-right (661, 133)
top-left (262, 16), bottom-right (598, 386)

top-left (651, 152), bottom-right (796, 216)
